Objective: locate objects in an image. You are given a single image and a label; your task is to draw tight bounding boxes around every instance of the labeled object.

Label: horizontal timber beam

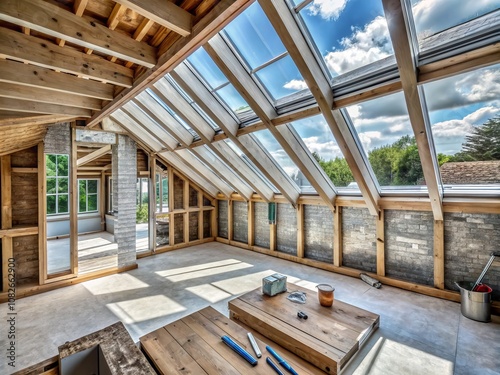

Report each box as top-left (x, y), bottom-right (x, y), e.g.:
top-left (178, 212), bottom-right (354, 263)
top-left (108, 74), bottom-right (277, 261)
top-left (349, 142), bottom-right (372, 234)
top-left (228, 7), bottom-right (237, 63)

top-left (0, 97), bottom-right (91, 117)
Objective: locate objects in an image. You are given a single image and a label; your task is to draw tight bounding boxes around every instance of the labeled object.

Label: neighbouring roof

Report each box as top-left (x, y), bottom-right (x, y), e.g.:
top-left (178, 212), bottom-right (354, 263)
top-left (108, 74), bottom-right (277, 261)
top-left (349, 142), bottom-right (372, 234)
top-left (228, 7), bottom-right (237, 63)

top-left (440, 161), bottom-right (500, 184)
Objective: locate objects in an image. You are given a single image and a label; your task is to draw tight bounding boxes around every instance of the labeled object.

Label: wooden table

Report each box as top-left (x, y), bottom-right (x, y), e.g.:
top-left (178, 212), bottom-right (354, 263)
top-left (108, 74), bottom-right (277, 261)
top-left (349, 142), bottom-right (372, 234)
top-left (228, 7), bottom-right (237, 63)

top-left (228, 283), bottom-right (380, 374)
top-left (140, 306), bottom-right (325, 375)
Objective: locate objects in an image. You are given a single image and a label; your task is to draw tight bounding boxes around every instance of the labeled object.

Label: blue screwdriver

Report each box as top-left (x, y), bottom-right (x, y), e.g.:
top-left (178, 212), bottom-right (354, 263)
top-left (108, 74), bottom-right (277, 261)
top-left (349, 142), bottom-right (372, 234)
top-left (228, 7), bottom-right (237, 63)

top-left (266, 345), bottom-right (299, 375)
top-left (221, 335), bottom-right (258, 366)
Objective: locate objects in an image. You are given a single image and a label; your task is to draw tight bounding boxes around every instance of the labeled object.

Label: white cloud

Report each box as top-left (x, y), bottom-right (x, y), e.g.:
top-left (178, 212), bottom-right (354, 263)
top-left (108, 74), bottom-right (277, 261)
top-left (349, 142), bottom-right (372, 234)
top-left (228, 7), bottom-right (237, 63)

top-left (324, 16), bottom-right (393, 75)
top-left (308, 0), bottom-right (349, 21)
top-left (303, 136), bottom-right (343, 159)
top-left (357, 131), bottom-right (382, 151)
top-left (283, 79), bottom-right (308, 91)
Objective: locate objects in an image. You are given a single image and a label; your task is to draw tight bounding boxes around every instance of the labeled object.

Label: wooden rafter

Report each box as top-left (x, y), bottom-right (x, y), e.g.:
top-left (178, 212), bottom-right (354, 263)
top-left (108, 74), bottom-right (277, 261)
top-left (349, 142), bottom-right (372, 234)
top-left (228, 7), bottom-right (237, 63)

top-left (76, 145), bottom-right (112, 167)
top-left (113, 0), bottom-right (193, 37)
top-left (0, 27), bottom-right (133, 87)
top-left (57, 0), bottom-right (88, 46)
top-left (0, 114), bottom-right (75, 128)
top-left (0, 97), bottom-right (91, 117)
top-left (382, 0), bottom-right (443, 220)
top-left (259, 0), bottom-right (380, 216)
top-left (0, 82), bottom-right (102, 110)
top-left (87, 0), bottom-right (254, 128)
top-left (110, 110), bottom-right (164, 152)
top-left (0, 0), bottom-right (156, 68)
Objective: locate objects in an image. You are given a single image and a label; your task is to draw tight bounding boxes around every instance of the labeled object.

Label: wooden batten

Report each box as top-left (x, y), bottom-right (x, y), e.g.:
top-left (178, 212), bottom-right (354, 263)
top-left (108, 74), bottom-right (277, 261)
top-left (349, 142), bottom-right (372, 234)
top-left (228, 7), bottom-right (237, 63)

top-left (183, 179), bottom-right (190, 244)
top-left (376, 210), bottom-right (385, 276)
top-left (1, 155), bottom-right (12, 229)
top-left (296, 204), bottom-right (304, 258)
top-left (70, 127), bottom-right (78, 276)
top-left (333, 206), bottom-right (342, 267)
top-left (434, 220), bottom-right (445, 289)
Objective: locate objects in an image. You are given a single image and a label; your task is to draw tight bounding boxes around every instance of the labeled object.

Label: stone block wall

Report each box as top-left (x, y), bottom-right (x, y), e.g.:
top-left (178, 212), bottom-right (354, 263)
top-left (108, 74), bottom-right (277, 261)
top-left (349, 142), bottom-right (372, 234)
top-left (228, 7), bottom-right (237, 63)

top-left (277, 203), bottom-right (297, 255)
top-left (13, 235), bottom-right (38, 285)
top-left (218, 200), bottom-right (228, 239)
top-left (174, 213), bottom-right (184, 244)
top-left (342, 207), bottom-right (376, 272)
top-left (233, 201), bottom-right (248, 243)
top-left (385, 210), bottom-right (434, 286)
top-left (189, 186), bottom-right (198, 207)
top-left (304, 205), bottom-right (334, 263)
top-left (189, 212), bottom-right (198, 242)
top-left (44, 123), bottom-right (71, 154)
top-left (112, 134), bottom-right (137, 268)
top-left (173, 175), bottom-right (184, 210)
top-left (444, 213), bottom-right (500, 300)
top-left (203, 210), bottom-right (211, 238)
top-left (254, 202), bottom-right (270, 249)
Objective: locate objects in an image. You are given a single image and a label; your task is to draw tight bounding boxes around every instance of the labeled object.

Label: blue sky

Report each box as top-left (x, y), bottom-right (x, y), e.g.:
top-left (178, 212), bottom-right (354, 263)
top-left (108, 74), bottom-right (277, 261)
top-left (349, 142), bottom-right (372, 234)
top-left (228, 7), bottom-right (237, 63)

top-left (180, 0), bottom-right (499, 187)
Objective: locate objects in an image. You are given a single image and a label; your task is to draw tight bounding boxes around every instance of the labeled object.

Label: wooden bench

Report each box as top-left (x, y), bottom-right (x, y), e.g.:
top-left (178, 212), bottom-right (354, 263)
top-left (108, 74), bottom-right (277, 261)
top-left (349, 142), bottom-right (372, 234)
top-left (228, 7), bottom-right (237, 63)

top-left (228, 284), bottom-right (380, 374)
top-left (140, 306), bottom-right (325, 374)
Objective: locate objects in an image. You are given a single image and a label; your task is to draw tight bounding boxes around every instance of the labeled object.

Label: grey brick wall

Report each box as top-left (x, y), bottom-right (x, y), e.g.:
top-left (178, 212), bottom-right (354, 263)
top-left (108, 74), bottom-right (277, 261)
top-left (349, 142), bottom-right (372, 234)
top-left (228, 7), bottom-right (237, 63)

top-left (342, 207), bottom-right (376, 272)
top-left (218, 200), bottom-right (228, 239)
top-left (203, 210), bottom-right (211, 238)
top-left (174, 213), bottom-right (184, 244)
top-left (233, 201), bottom-right (248, 243)
top-left (44, 123), bottom-right (71, 154)
top-left (189, 212), bottom-right (198, 242)
top-left (385, 210), bottom-right (434, 286)
top-left (254, 202), bottom-right (270, 249)
top-left (174, 175), bottom-right (184, 210)
top-left (277, 203), bottom-right (297, 255)
top-left (445, 213), bottom-right (500, 300)
top-left (189, 186), bottom-right (198, 207)
top-left (304, 205), bottom-right (334, 263)
top-left (112, 134), bottom-right (137, 268)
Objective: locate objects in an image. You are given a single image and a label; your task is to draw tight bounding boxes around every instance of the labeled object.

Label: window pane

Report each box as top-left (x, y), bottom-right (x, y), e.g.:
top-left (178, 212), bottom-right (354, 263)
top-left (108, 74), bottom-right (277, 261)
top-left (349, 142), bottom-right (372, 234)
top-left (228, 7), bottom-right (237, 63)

top-left (411, 0), bottom-right (500, 43)
top-left (47, 195), bottom-right (56, 214)
top-left (253, 129), bottom-right (315, 192)
top-left (88, 180), bottom-right (98, 194)
top-left (58, 178), bottom-right (69, 193)
top-left (57, 154), bottom-right (69, 176)
top-left (215, 84), bottom-right (252, 118)
top-left (255, 55), bottom-right (308, 101)
top-left (162, 177), bottom-right (168, 204)
top-left (345, 91), bottom-right (424, 187)
top-left (291, 114), bottom-right (355, 188)
top-left (47, 178), bottom-right (56, 194)
top-left (423, 64), bottom-right (500, 188)
top-left (88, 194), bottom-right (98, 211)
top-left (46, 154), bottom-right (56, 176)
top-left (297, 0), bottom-right (394, 78)
top-left (187, 48), bottom-right (228, 89)
top-left (58, 195), bottom-right (69, 213)
top-left (79, 194), bottom-right (86, 212)
top-left (223, 2), bottom-right (286, 69)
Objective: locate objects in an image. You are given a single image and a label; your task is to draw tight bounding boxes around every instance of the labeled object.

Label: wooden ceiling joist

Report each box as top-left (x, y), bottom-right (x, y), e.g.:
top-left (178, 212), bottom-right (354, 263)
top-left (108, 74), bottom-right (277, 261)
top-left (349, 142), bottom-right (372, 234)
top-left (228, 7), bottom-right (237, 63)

top-left (259, 0), bottom-right (381, 215)
top-left (0, 27), bottom-right (133, 87)
top-left (0, 114), bottom-right (75, 128)
top-left (110, 110), bottom-right (164, 152)
top-left (0, 82), bottom-right (102, 111)
top-left (0, 60), bottom-right (114, 101)
top-left (382, 0), bottom-right (443, 221)
top-left (86, 0), bottom-right (254, 128)
top-left (0, 0), bottom-right (156, 68)
top-left (113, 0), bottom-right (193, 37)
top-left (76, 144), bottom-right (112, 167)
top-left (0, 97), bottom-right (91, 117)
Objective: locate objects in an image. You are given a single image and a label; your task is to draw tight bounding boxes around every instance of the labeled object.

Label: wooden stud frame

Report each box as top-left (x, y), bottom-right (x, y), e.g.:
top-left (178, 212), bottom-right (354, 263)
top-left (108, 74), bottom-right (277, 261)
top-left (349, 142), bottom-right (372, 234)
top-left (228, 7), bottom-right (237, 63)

top-left (376, 209), bottom-right (385, 276)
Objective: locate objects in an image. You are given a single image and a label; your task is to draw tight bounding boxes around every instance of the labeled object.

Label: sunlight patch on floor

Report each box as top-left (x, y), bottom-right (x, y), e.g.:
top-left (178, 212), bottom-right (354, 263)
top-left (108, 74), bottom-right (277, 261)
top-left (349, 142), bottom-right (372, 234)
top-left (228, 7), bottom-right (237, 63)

top-left (211, 270), bottom-right (277, 295)
top-left (83, 273), bottom-right (149, 295)
top-left (185, 283), bottom-right (233, 303)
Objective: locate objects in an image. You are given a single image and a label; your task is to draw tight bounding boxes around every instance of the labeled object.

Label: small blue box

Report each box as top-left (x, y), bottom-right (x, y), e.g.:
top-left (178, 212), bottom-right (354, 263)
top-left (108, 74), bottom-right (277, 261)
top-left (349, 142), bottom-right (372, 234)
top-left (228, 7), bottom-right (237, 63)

top-left (262, 273), bottom-right (287, 296)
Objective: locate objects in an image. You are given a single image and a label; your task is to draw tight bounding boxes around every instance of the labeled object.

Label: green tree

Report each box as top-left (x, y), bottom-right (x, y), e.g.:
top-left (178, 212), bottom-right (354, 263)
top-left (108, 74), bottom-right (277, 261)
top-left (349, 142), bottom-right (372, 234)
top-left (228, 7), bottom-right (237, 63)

top-left (394, 144), bottom-right (423, 185)
top-left (453, 116), bottom-right (500, 161)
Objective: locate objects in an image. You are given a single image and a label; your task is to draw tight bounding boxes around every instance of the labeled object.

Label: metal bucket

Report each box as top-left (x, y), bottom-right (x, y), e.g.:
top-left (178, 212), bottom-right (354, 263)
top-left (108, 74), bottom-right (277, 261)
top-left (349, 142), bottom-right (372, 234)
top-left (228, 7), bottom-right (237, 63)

top-left (455, 281), bottom-right (491, 322)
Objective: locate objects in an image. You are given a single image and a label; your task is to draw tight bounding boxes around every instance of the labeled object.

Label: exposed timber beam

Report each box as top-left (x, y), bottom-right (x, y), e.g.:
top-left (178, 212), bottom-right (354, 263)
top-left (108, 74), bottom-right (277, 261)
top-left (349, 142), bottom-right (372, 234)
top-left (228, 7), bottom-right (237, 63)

top-left (0, 60), bottom-right (114, 100)
top-left (86, 0), bottom-right (254, 128)
top-left (259, 0), bottom-right (380, 216)
top-left (76, 145), bottom-right (112, 167)
top-left (382, 0), bottom-right (443, 220)
top-left (0, 97), bottom-right (91, 117)
top-left (0, 82), bottom-right (102, 110)
top-left (0, 0), bottom-right (156, 67)
top-left (113, 0), bottom-right (193, 37)
top-left (0, 27), bottom-right (133, 87)
top-left (110, 110), bottom-right (164, 152)
top-left (0, 115), bottom-right (76, 128)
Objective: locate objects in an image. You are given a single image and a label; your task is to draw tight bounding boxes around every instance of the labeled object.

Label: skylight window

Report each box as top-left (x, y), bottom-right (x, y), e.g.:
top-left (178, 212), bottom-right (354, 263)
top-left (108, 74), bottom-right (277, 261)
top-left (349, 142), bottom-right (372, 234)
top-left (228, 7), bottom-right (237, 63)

top-left (186, 48), bottom-right (254, 122)
top-left (345, 91), bottom-right (426, 190)
top-left (410, 0), bottom-right (500, 43)
top-left (293, 0), bottom-right (395, 80)
top-left (422, 64), bottom-right (500, 193)
top-left (222, 2), bottom-right (309, 102)
top-left (253, 129), bottom-right (316, 193)
top-left (290, 114), bottom-right (355, 188)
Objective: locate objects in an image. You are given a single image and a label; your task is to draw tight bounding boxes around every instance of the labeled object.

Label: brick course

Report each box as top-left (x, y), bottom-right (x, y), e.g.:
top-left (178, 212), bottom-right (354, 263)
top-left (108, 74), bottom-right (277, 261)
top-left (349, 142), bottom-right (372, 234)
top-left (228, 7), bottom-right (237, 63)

top-left (277, 203), bottom-right (297, 255)
top-left (233, 201), bottom-right (248, 243)
top-left (254, 202), bottom-right (270, 249)
top-left (304, 205), bottom-right (333, 263)
top-left (342, 207), bottom-right (376, 272)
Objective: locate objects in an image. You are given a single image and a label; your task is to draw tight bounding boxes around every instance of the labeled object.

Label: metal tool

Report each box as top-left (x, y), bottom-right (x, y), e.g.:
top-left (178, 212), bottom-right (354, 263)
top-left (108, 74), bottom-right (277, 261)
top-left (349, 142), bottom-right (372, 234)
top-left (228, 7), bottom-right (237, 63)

top-left (266, 345), bottom-right (298, 375)
top-left (221, 335), bottom-right (258, 366)
top-left (472, 251), bottom-right (500, 291)
top-left (266, 357), bottom-right (285, 375)
top-left (247, 332), bottom-right (262, 358)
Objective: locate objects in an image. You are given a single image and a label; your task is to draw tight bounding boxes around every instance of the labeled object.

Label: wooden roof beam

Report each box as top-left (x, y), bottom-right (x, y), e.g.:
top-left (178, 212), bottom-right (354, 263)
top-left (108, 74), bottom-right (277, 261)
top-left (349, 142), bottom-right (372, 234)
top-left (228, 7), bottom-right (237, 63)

top-left (0, 0), bottom-right (156, 67)
top-left (382, 0), bottom-right (443, 220)
top-left (0, 27), bottom-right (133, 87)
top-left (110, 110), bottom-right (164, 152)
top-left (0, 97), bottom-right (91, 118)
top-left (259, 0), bottom-right (380, 216)
top-left (113, 0), bottom-right (193, 37)
top-left (86, 0), bottom-right (254, 128)
top-left (76, 144), bottom-right (111, 167)
top-left (0, 114), bottom-right (76, 128)
top-left (206, 34), bottom-right (337, 210)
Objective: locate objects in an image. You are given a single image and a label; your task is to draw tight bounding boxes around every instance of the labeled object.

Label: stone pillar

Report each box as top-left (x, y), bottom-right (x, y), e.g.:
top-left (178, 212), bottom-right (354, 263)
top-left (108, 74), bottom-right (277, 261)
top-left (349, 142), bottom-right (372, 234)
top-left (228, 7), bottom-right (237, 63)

top-left (112, 134), bottom-right (137, 268)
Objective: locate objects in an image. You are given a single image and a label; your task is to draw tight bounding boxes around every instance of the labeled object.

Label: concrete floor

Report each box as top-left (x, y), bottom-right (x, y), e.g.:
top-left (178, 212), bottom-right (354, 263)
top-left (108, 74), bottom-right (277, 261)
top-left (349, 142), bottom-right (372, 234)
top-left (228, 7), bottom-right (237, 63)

top-left (1, 242), bottom-right (499, 374)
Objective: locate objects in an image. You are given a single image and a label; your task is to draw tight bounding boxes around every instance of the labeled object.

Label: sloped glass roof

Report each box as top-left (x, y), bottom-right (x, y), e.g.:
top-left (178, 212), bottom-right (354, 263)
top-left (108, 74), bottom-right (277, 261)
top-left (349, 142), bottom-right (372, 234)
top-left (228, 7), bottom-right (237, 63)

top-left (222, 2), bottom-right (309, 102)
top-left (293, 0), bottom-right (394, 80)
